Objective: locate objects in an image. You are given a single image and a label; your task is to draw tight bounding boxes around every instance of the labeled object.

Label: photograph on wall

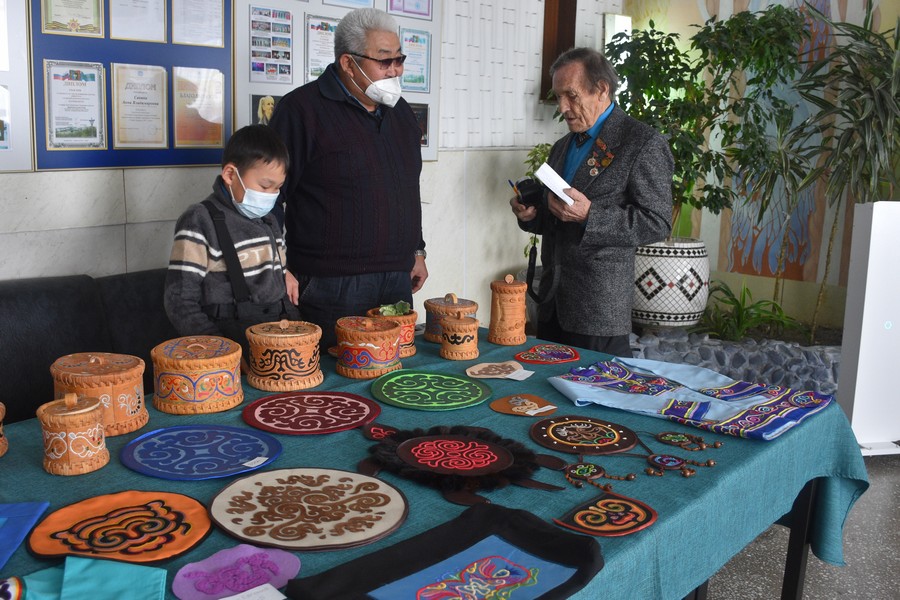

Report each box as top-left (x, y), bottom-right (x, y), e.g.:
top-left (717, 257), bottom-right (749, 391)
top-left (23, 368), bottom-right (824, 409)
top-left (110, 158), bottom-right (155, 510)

top-left (0, 85), bottom-right (9, 150)
top-left (400, 28), bottom-right (430, 93)
top-left (44, 60), bottom-right (106, 150)
top-left (409, 102), bottom-right (428, 147)
top-left (112, 63), bottom-right (168, 149)
top-left (249, 5), bottom-right (293, 84)
top-left (110, 0), bottom-right (166, 43)
top-left (251, 94), bottom-right (282, 125)
top-left (323, 0), bottom-right (373, 9)
top-left (306, 14), bottom-right (339, 82)
top-left (173, 0), bottom-right (223, 47)
top-left (388, 0), bottom-right (431, 20)
top-left (173, 66), bottom-right (224, 148)
top-left (42, 0), bottom-right (104, 36)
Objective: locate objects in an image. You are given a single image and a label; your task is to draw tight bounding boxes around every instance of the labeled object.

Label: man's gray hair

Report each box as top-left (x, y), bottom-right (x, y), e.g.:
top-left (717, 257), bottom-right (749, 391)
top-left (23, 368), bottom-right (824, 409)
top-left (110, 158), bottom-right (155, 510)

top-left (334, 8), bottom-right (399, 59)
top-left (550, 47), bottom-right (619, 99)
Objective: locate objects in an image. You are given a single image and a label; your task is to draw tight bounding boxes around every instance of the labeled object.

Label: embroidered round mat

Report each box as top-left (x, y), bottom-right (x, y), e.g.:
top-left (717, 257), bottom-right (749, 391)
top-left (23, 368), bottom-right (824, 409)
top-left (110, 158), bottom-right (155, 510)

top-left (370, 370), bottom-right (491, 411)
top-left (120, 425), bottom-right (282, 480)
top-left (242, 392), bottom-right (381, 435)
top-left (396, 434), bottom-right (514, 476)
top-left (514, 344), bottom-right (580, 364)
top-left (209, 468), bottom-right (408, 551)
top-left (530, 415), bottom-right (638, 455)
top-left (29, 491), bottom-right (210, 562)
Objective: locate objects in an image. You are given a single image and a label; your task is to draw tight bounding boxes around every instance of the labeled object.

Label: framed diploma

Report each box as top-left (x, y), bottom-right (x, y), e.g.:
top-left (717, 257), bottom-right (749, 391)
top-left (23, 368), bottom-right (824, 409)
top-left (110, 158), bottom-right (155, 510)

top-left (110, 0), bottom-right (166, 43)
top-left (305, 15), bottom-right (340, 83)
top-left (41, 0), bottom-right (103, 37)
top-left (388, 0), bottom-right (432, 21)
top-left (43, 60), bottom-right (106, 150)
top-left (173, 66), bottom-right (224, 148)
top-left (400, 28), bottom-right (430, 93)
top-left (112, 64), bottom-right (168, 149)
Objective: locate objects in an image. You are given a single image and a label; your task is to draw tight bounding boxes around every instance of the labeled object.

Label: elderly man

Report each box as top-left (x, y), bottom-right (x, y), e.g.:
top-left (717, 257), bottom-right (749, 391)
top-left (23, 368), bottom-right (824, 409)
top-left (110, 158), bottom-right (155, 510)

top-left (270, 8), bottom-right (427, 349)
top-left (511, 47), bottom-right (673, 356)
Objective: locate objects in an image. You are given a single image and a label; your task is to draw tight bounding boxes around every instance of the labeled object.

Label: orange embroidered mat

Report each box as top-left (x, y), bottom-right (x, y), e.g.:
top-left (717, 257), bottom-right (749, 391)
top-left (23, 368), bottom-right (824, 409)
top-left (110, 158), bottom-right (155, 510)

top-left (29, 491), bottom-right (211, 562)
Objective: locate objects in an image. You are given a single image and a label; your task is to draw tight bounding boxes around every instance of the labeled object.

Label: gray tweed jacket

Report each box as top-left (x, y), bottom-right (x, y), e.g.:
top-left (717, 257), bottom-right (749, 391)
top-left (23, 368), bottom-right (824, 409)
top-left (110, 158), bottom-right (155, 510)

top-left (521, 105), bottom-right (673, 337)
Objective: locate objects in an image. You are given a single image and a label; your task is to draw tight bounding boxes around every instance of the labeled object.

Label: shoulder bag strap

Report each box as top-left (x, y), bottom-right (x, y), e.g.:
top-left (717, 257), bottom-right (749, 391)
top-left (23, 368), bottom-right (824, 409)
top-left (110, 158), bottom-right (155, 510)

top-left (202, 199), bottom-right (251, 304)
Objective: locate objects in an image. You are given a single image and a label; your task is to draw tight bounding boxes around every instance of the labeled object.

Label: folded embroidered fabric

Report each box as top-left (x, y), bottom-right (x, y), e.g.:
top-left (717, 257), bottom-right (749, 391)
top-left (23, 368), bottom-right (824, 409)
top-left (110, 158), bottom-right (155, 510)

top-left (0, 501), bottom-right (50, 570)
top-left (61, 556), bottom-right (166, 600)
top-left (549, 357), bottom-right (832, 440)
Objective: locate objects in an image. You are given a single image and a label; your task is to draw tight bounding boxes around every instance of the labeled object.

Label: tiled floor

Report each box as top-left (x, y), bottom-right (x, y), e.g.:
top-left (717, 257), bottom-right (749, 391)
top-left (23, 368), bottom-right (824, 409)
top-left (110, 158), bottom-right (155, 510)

top-left (708, 454), bottom-right (900, 599)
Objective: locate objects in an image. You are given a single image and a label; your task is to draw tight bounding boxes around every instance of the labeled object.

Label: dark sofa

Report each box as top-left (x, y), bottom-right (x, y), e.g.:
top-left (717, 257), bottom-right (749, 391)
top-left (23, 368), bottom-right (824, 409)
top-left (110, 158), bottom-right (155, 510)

top-left (0, 269), bottom-right (178, 424)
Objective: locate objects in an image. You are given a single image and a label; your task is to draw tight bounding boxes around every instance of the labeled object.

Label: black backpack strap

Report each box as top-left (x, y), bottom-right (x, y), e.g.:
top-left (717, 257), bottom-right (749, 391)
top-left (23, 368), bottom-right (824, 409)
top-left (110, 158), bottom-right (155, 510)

top-left (202, 199), bottom-right (251, 304)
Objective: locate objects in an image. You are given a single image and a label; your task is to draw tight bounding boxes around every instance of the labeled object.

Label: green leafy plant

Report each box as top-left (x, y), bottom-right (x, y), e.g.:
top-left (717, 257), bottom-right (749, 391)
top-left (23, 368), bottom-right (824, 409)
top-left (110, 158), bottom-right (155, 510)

top-left (378, 300), bottom-right (411, 316)
top-left (795, 4), bottom-right (899, 341)
top-left (695, 280), bottom-right (803, 342)
top-left (605, 6), bottom-right (807, 235)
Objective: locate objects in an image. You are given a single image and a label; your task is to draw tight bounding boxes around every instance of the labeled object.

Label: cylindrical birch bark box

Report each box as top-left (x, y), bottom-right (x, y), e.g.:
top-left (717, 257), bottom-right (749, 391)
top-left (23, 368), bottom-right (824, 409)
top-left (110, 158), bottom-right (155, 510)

top-left (488, 274), bottom-right (528, 345)
top-left (439, 314), bottom-right (480, 360)
top-left (423, 293), bottom-right (477, 343)
top-left (246, 320), bottom-right (323, 391)
top-left (50, 352), bottom-right (148, 437)
top-left (37, 392), bottom-right (109, 476)
top-left (334, 316), bottom-right (402, 379)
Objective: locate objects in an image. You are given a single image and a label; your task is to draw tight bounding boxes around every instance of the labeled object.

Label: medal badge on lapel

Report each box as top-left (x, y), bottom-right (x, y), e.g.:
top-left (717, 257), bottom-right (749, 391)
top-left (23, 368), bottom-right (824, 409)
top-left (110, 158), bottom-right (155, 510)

top-left (587, 137), bottom-right (615, 177)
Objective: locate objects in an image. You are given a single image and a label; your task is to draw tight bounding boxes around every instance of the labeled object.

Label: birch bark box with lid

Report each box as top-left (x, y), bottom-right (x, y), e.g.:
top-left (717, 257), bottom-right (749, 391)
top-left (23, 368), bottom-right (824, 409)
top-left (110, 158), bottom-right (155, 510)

top-left (37, 392), bottom-right (109, 475)
top-left (440, 313), bottom-right (480, 360)
top-left (246, 320), bottom-right (323, 391)
top-left (334, 316), bottom-right (401, 379)
top-left (423, 293), bottom-right (478, 343)
top-left (488, 274), bottom-right (527, 345)
top-left (151, 336), bottom-right (243, 414)
top-left (50, 352), bottom-right (148, 437)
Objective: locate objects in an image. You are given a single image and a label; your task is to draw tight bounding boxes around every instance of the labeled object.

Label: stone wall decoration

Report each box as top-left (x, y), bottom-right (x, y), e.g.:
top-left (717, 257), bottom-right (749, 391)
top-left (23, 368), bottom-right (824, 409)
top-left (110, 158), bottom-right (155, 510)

top-left (370, 371), bottom-right (491, 411)
top-left (209, 468), bottom-right (407, 551)
top-left (243, 391), bottom-right (380, 435)
top-left (29, 491), bottom-right (210, 562)
top-left (120, 425), bottom-right (281, 481)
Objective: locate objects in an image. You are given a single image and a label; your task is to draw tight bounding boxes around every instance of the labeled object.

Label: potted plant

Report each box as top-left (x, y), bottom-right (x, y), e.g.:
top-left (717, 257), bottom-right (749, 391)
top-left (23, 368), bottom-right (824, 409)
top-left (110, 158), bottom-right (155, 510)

top-left (604, 5), bottom-right (806, 327)
top-left (366, 300), bottom-right (418, 358)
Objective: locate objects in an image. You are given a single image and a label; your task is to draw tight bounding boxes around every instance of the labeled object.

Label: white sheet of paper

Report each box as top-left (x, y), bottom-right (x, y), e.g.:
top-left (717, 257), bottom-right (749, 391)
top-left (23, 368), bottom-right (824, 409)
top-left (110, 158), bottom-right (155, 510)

top-left (505, 369), bottom-right (535, 381)
top-left (220, 583), bottom-right (286, 600)
top-left (535, 162), bottom-right (575, 206)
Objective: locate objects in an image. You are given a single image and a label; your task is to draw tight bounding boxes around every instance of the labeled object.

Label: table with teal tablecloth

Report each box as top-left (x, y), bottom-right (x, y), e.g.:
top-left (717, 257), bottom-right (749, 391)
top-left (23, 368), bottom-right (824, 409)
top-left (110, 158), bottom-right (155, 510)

top-left (0, 332), bottom-right (869, 600)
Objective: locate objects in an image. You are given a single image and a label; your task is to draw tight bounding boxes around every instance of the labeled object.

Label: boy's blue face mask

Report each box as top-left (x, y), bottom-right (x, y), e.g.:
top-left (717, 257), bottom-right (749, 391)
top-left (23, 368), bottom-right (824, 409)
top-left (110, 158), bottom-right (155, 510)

top-left (230, 168), bottom-right (279, 219)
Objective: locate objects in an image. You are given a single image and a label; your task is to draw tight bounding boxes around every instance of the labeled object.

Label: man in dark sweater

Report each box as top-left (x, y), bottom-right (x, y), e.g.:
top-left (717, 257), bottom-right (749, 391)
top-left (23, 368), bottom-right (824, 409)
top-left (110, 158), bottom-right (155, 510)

top-left (269, 7), bottom-right (427, 349)
top-left (164, 125), bottom-right (299, 360)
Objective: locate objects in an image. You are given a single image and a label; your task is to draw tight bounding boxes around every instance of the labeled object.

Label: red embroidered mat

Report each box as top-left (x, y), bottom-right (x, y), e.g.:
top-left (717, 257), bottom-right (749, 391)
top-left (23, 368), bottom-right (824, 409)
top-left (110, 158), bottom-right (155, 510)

top-left (209, 468), bottom-right (408, 551)
top-left (28, 491), bottom-right (210, 562)
top-left (514, 344), bottom-right (580, 364)
top-left (242, 391), bottom-right (381, 435)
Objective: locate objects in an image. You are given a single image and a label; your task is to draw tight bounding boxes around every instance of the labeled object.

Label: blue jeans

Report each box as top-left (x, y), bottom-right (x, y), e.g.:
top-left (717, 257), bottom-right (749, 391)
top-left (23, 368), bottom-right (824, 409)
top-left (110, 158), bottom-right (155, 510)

top-left (296, 271), bottom-right (413, 349)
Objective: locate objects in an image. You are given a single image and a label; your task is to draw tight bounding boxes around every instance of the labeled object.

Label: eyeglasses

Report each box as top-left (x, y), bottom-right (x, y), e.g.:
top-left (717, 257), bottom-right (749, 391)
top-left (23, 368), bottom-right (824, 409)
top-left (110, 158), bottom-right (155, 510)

top-left (349, 52), bottom-right (407, 69)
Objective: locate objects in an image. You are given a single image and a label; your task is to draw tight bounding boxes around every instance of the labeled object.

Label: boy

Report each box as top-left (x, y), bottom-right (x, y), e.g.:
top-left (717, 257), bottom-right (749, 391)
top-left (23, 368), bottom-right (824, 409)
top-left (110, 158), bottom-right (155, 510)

top-left (164, 124), bottom-right (299, 361)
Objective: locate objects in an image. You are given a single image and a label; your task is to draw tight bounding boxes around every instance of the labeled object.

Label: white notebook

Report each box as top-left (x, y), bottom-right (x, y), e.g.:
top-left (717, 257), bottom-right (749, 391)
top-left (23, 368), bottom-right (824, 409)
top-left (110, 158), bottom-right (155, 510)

top-left (535, 162), bottom-right (575, 206)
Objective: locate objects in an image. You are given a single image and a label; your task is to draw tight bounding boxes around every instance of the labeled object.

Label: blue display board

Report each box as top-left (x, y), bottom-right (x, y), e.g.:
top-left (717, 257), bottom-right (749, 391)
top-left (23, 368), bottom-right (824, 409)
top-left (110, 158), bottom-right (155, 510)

top-left (30, 1), bottom-right (232, 170)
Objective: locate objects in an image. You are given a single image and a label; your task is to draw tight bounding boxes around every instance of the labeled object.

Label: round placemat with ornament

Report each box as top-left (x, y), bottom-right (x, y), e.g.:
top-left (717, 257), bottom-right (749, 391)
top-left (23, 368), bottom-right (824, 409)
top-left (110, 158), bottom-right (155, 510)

top-left (242, 391), bottom-right (381, 435)
top-left (209, 468), bottom-right (407, 551)
top-left (530, 415), bottom-right (638, 455)
top-left (120, 425), bottom-right (281, 481)
top-left (370, 370), bottom-right (491, 411)
top-left (28, 490), bottom-right (210, 562)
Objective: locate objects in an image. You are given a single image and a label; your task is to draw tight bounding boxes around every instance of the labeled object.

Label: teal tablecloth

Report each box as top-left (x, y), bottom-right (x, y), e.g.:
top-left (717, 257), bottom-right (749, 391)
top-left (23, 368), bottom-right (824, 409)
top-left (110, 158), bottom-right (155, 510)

top-left (0, 332), bottom-right (868, 599)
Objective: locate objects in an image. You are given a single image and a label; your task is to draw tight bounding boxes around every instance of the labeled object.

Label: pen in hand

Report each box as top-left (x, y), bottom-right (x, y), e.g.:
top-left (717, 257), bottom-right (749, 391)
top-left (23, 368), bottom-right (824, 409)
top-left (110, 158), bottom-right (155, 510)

top-left (508, 179), bottom-right (520, 199)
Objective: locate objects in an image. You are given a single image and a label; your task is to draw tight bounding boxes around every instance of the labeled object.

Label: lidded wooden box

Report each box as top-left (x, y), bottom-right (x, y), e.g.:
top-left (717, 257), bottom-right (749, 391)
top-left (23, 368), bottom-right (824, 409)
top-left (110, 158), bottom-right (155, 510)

top-left (50, 352), bottom-right (148, 437)
top-left (423, 293), bottom-right (477, 343)
top-left (366, 307), bottom-right (418, 358)
top-left (488, 274), bottom-right (528, 345)
top-left (151, 336), bottom-right (243, 414)
top-left (37, 392), bottom-right (109, 475)
top-left (334, 316), bottom-right (401, 379)
top-left (246, 320), bottom-right (323, 391)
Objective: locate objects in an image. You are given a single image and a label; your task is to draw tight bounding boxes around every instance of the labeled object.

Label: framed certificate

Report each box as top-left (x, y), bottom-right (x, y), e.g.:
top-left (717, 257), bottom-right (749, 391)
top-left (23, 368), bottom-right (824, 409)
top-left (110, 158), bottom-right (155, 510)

top-left (41, 0), bottom-right (103, 37)
top-left (44, 60), bottom-right (106, 150)
top-left (112, 64), bottom-right (168, 149)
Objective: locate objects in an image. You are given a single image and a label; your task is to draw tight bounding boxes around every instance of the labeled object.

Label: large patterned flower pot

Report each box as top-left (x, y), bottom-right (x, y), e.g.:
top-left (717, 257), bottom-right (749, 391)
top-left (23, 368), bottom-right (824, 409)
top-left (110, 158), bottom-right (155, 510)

top-left (632, 238), bottom-right (710, 327)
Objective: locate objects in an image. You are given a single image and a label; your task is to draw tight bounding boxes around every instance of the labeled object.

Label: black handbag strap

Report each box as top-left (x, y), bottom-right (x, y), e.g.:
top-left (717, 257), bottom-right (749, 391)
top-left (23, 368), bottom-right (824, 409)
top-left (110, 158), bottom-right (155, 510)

top-left (526, 235), bottom-right (560, 305)
top-left (202, 200), bottom-right (251, 304)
